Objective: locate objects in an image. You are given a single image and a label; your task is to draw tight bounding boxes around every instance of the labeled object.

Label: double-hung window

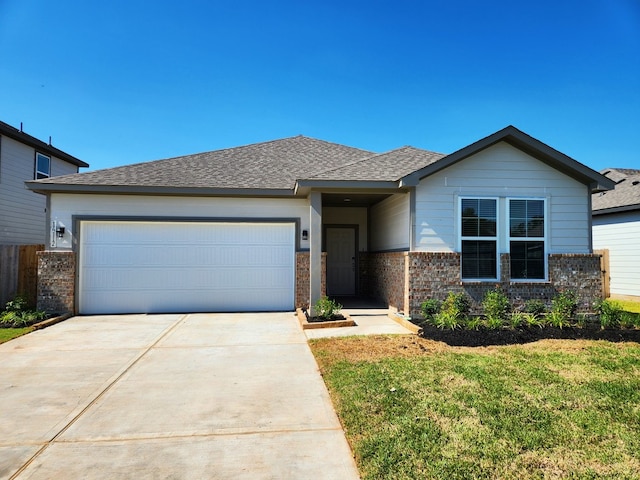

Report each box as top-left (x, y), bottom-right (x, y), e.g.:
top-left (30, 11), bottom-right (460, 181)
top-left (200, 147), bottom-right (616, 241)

top-left (509, 199), bottom-right (545, 280)
top-left (35, 152), bottom-right (51, 179)
top-left (460, 198), bottom-right (498, 280)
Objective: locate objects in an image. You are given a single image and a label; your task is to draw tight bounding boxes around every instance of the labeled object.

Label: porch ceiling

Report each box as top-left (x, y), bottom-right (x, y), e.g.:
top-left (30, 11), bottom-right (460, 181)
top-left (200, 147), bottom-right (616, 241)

top-left (322, 192), bottom-right (392, 207)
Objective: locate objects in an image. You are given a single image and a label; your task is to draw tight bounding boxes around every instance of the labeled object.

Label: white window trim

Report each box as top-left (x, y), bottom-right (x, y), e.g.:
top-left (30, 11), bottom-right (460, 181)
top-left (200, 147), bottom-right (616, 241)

top-left (507, 197), bottom-right (548, 282)
top-left (35, 152), bottom-right (51, 179)
top-left (458, 196), bottom-right (500, 282)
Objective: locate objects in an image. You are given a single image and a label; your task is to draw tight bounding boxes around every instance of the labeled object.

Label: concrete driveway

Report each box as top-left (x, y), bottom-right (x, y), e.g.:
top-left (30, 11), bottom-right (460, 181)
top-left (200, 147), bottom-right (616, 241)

top-left (0, 313), bottom-right (359, 479)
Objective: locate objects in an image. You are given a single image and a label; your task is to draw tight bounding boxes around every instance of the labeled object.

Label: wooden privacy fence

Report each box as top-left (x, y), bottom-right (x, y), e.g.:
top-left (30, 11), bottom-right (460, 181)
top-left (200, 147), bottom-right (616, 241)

top-left (0, 245), bottom-right (44, 308)
top-left (594, 249), bottom-right (610, 299)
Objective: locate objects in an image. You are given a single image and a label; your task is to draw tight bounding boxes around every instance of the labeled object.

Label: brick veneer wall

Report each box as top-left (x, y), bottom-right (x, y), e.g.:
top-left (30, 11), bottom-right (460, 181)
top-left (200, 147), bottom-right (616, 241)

top-left (359, 252), bottom-right (406, 312)
top-left (295, 252), bottom-right (326, 308)
top-left (363, 251), bottom-right (603, 318)
top-left (37, 251), bottom-right (76, 315)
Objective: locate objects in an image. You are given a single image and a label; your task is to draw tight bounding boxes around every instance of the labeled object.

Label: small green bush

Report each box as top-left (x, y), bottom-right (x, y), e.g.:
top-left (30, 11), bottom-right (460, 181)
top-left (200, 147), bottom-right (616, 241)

top-left (5, 293), bottom-right (30, 312)
top-left (482, 288), bottom-right (510, 325)
top-left (314, 296), bottom-right (343, 320)
top-left (433, 292), bottom-right (470, 330)
top-left (420, 299), bottom-right (441, 320)
top-left (550, 290), bottom-right (578, 323)
top-left (464, 316), bottom-right (484, 330)
top-left (595, 299), bottom-right (624, 329)
top-left (524, 299), bottom-right (547, 318)
top-left (509, 311), bottom-right (526, 329)
top-left (0, 295), bottom-right (46, 328)
top-left (547, 310), bottom-right (571, 329)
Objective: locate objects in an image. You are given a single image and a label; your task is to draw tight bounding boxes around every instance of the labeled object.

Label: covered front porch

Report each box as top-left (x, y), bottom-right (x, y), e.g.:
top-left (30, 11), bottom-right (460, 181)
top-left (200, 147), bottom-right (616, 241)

top-left (299, 189), bottom-right (410, 315)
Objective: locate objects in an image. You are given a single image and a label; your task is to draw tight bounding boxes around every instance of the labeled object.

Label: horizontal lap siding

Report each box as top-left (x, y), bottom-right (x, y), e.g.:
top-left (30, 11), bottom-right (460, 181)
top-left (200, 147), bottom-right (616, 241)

top-left (0, 137), bottom-right (78, 245)
top-left (593, 212), bottom-right (640, 297)
top-left (370, 194), bottom-right (409, 252)
top-left (414, 142), bottom-right (590, 253)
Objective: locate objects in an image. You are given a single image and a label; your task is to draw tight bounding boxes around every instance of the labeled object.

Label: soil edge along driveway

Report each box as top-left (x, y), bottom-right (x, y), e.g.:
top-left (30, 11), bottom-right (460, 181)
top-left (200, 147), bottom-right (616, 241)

top-left (0, 313), bottom-right (360, 479)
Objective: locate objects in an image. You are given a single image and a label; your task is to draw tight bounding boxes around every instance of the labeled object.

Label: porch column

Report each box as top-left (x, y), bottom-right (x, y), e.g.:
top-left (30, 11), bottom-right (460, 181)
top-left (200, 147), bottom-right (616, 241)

top-left (309, 191), bottom-right (322, 315)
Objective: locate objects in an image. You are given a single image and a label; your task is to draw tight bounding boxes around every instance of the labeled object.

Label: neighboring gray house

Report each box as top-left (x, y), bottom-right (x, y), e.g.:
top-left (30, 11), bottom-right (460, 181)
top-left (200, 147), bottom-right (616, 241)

top-left (26, 126), bottom-right (614, 316)
top-left (592, 168), bottom-right (640, 301)
top-left (0, 121), bottom-right (88, 245)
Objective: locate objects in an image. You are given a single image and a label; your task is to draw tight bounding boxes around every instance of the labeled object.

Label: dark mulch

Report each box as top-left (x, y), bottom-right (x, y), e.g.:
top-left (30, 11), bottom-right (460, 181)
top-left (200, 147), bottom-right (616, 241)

top-left (306, 314), bottom-right (347, 323)
top-left (418, 325), bottom-right (640, 347)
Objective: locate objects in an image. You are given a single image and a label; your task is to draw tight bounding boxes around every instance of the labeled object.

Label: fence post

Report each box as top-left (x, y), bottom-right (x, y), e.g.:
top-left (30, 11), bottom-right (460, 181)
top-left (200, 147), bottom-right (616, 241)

top-left (594, 249), bottom-right (610, 299)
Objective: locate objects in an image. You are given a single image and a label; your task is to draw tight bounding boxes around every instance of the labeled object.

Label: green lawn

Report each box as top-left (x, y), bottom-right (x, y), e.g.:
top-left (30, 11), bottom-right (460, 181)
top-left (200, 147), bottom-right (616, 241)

top-left (311, 335), bottom-right (640, 479)
top-left (618, 299), bottom-right (640, 314)
top-left (0, 327), bottom-right (34, 344)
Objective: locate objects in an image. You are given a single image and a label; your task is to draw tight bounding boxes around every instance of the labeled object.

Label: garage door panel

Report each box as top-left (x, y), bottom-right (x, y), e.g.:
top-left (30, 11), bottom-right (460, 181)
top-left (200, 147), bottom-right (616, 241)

top-left (79, 221), bottom-right (295, 314)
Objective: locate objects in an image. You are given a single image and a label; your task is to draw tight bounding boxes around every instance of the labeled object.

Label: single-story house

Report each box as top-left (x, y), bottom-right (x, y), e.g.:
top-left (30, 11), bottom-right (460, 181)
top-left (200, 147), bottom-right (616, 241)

top-left (592, 168), bottom-right (640, 301)
top-left (26, 126), bottom-right (614, 317)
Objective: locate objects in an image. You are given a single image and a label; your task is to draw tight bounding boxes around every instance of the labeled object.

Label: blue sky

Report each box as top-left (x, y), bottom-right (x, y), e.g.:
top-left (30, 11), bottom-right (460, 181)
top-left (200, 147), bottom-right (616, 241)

top-left (1, 0), bottom-right (639, 172)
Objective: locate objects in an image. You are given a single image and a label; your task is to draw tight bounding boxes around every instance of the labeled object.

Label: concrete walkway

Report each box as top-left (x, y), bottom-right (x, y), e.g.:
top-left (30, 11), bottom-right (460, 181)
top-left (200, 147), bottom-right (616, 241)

top-left (0, 313), bottom-right (360, 479)
top-left (305, 305), bottom-right (414, 339)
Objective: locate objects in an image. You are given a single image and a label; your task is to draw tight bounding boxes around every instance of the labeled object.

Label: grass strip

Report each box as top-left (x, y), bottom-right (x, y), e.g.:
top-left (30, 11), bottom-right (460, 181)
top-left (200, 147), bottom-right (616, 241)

top-left (311, 335), bottom-right (640, 480)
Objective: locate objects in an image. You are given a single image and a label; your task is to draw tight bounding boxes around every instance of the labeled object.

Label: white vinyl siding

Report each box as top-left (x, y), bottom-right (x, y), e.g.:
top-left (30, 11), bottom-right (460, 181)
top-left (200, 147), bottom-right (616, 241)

top-left (48, 194), bottom-right (310, 251)
top-left (593, 212), bottom-right (640, 298)
top-left (414, 142), bottom-right (591, 254)
top-left (0, 136), bottom-right (79, 245)
top-left (370, 193), bottom-right (410, 251)
top-left (79, 221), bottom-right (295, 314)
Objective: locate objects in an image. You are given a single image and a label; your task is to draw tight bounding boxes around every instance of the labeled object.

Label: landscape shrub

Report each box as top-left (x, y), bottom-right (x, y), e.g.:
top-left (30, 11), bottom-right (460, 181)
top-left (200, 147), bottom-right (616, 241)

top-left (433, 292), bottom-right (470, 330)
top-left (420, 299), bottom-right (441, 320)
top-left (314, 296), bottom-right (343, 320)
top-left (482, 288), bottom-right (510, 327)
top-left (550, 290), bottom-right (578, 323)
top-left (595, 299), bottom-right (624, 329)
top-left (524, 299), bottom-right (547, 318)
top-left (0, 294), bottom-right (47, 328)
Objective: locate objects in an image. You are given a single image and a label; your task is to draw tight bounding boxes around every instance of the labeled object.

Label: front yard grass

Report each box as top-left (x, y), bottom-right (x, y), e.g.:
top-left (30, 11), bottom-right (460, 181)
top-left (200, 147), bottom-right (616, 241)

top-left (618, 299), bottom-right (640, 314)
top-left (0, 327), bottom-right (34, 344)
top-left (310, 335), bottom-right (640, 479)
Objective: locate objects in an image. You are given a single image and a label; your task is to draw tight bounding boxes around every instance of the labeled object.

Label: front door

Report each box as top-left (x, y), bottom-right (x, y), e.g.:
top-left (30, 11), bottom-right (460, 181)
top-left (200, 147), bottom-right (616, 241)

top-left (326, 227), bottom-right (356, 296)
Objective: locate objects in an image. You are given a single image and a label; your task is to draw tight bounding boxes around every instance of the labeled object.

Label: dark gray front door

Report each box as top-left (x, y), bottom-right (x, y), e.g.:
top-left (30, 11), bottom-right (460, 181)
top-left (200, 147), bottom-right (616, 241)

top-left (326, 227), bottom-right (356, 296)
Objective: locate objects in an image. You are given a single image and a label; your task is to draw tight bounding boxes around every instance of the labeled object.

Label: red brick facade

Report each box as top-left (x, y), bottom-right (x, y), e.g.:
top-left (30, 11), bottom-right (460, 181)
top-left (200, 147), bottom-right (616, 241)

top-left (361, 251), bottom-right (604, 317)
top-left (35, 247), bottom-right (602, 318)
top-left (295, 252), bottom-right (326, 308)
top-left (359, 252), bottom-right (406, 312)
top-left (37, 251), bottom-right (76, 315)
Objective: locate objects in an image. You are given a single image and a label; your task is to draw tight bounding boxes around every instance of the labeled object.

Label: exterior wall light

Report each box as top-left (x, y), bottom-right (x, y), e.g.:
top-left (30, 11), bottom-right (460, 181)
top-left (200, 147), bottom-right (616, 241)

top-left (56, 226), bottom-right (65, 238)
top-left (302, 229), bottom-right (308, 240)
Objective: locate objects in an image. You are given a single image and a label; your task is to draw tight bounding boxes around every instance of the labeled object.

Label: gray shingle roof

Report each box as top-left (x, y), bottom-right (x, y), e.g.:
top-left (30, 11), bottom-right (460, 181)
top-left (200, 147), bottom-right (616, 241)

top-left (592, 168), bottom-right (640, 213)
top-left (304, 146), bottom-right (445, 181)
top-left (30, 135), bottom-right (374, 191)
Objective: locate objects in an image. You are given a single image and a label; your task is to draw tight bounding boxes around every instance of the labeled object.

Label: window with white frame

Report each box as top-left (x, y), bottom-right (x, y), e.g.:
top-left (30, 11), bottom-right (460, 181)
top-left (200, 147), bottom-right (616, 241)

top-left (35, 152), bottom-right (50, 179)
top-left (460, 198), bottom-right (498, 280)
top-left (509, 199), bottom-right (545, 280)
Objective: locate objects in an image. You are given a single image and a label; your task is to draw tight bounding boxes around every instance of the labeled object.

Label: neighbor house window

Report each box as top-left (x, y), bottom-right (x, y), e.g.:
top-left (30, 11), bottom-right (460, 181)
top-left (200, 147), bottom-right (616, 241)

top-left (460, 198), bottom-right (498, 280)
top-left (509, 199), bottom-right (546, 280)
top-left (35, 152), bottom-right (50, 179)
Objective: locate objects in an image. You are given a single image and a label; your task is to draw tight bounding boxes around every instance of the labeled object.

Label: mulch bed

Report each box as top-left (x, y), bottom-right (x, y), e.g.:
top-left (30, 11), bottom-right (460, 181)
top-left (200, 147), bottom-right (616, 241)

top-left (418, 324), bottom-right (640, 347)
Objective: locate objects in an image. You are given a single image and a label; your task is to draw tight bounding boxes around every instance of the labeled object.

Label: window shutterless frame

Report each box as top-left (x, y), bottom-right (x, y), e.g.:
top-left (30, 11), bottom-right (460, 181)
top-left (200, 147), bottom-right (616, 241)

top-left (507, 198), bottom-right (547, 281)
top-left (459, 196), bottom-right (499, 282)
top-left (35, 152), bottom-right (51, 179)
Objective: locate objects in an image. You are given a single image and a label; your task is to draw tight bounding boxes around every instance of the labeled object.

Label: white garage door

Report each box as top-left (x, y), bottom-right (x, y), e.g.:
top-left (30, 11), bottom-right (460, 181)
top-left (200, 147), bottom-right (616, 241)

top-left (79, 221), bottom-right (295, 314)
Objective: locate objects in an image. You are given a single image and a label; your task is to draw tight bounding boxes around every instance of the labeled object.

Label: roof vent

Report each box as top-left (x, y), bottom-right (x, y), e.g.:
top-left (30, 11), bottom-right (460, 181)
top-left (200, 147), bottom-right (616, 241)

top-left (633, 181), bottom-right (640, 186)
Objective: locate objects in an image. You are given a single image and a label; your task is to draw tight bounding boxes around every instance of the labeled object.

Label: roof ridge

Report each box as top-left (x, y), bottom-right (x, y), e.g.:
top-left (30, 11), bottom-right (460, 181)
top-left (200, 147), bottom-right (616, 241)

top-left (303, 145), bottom-right (446, 180)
